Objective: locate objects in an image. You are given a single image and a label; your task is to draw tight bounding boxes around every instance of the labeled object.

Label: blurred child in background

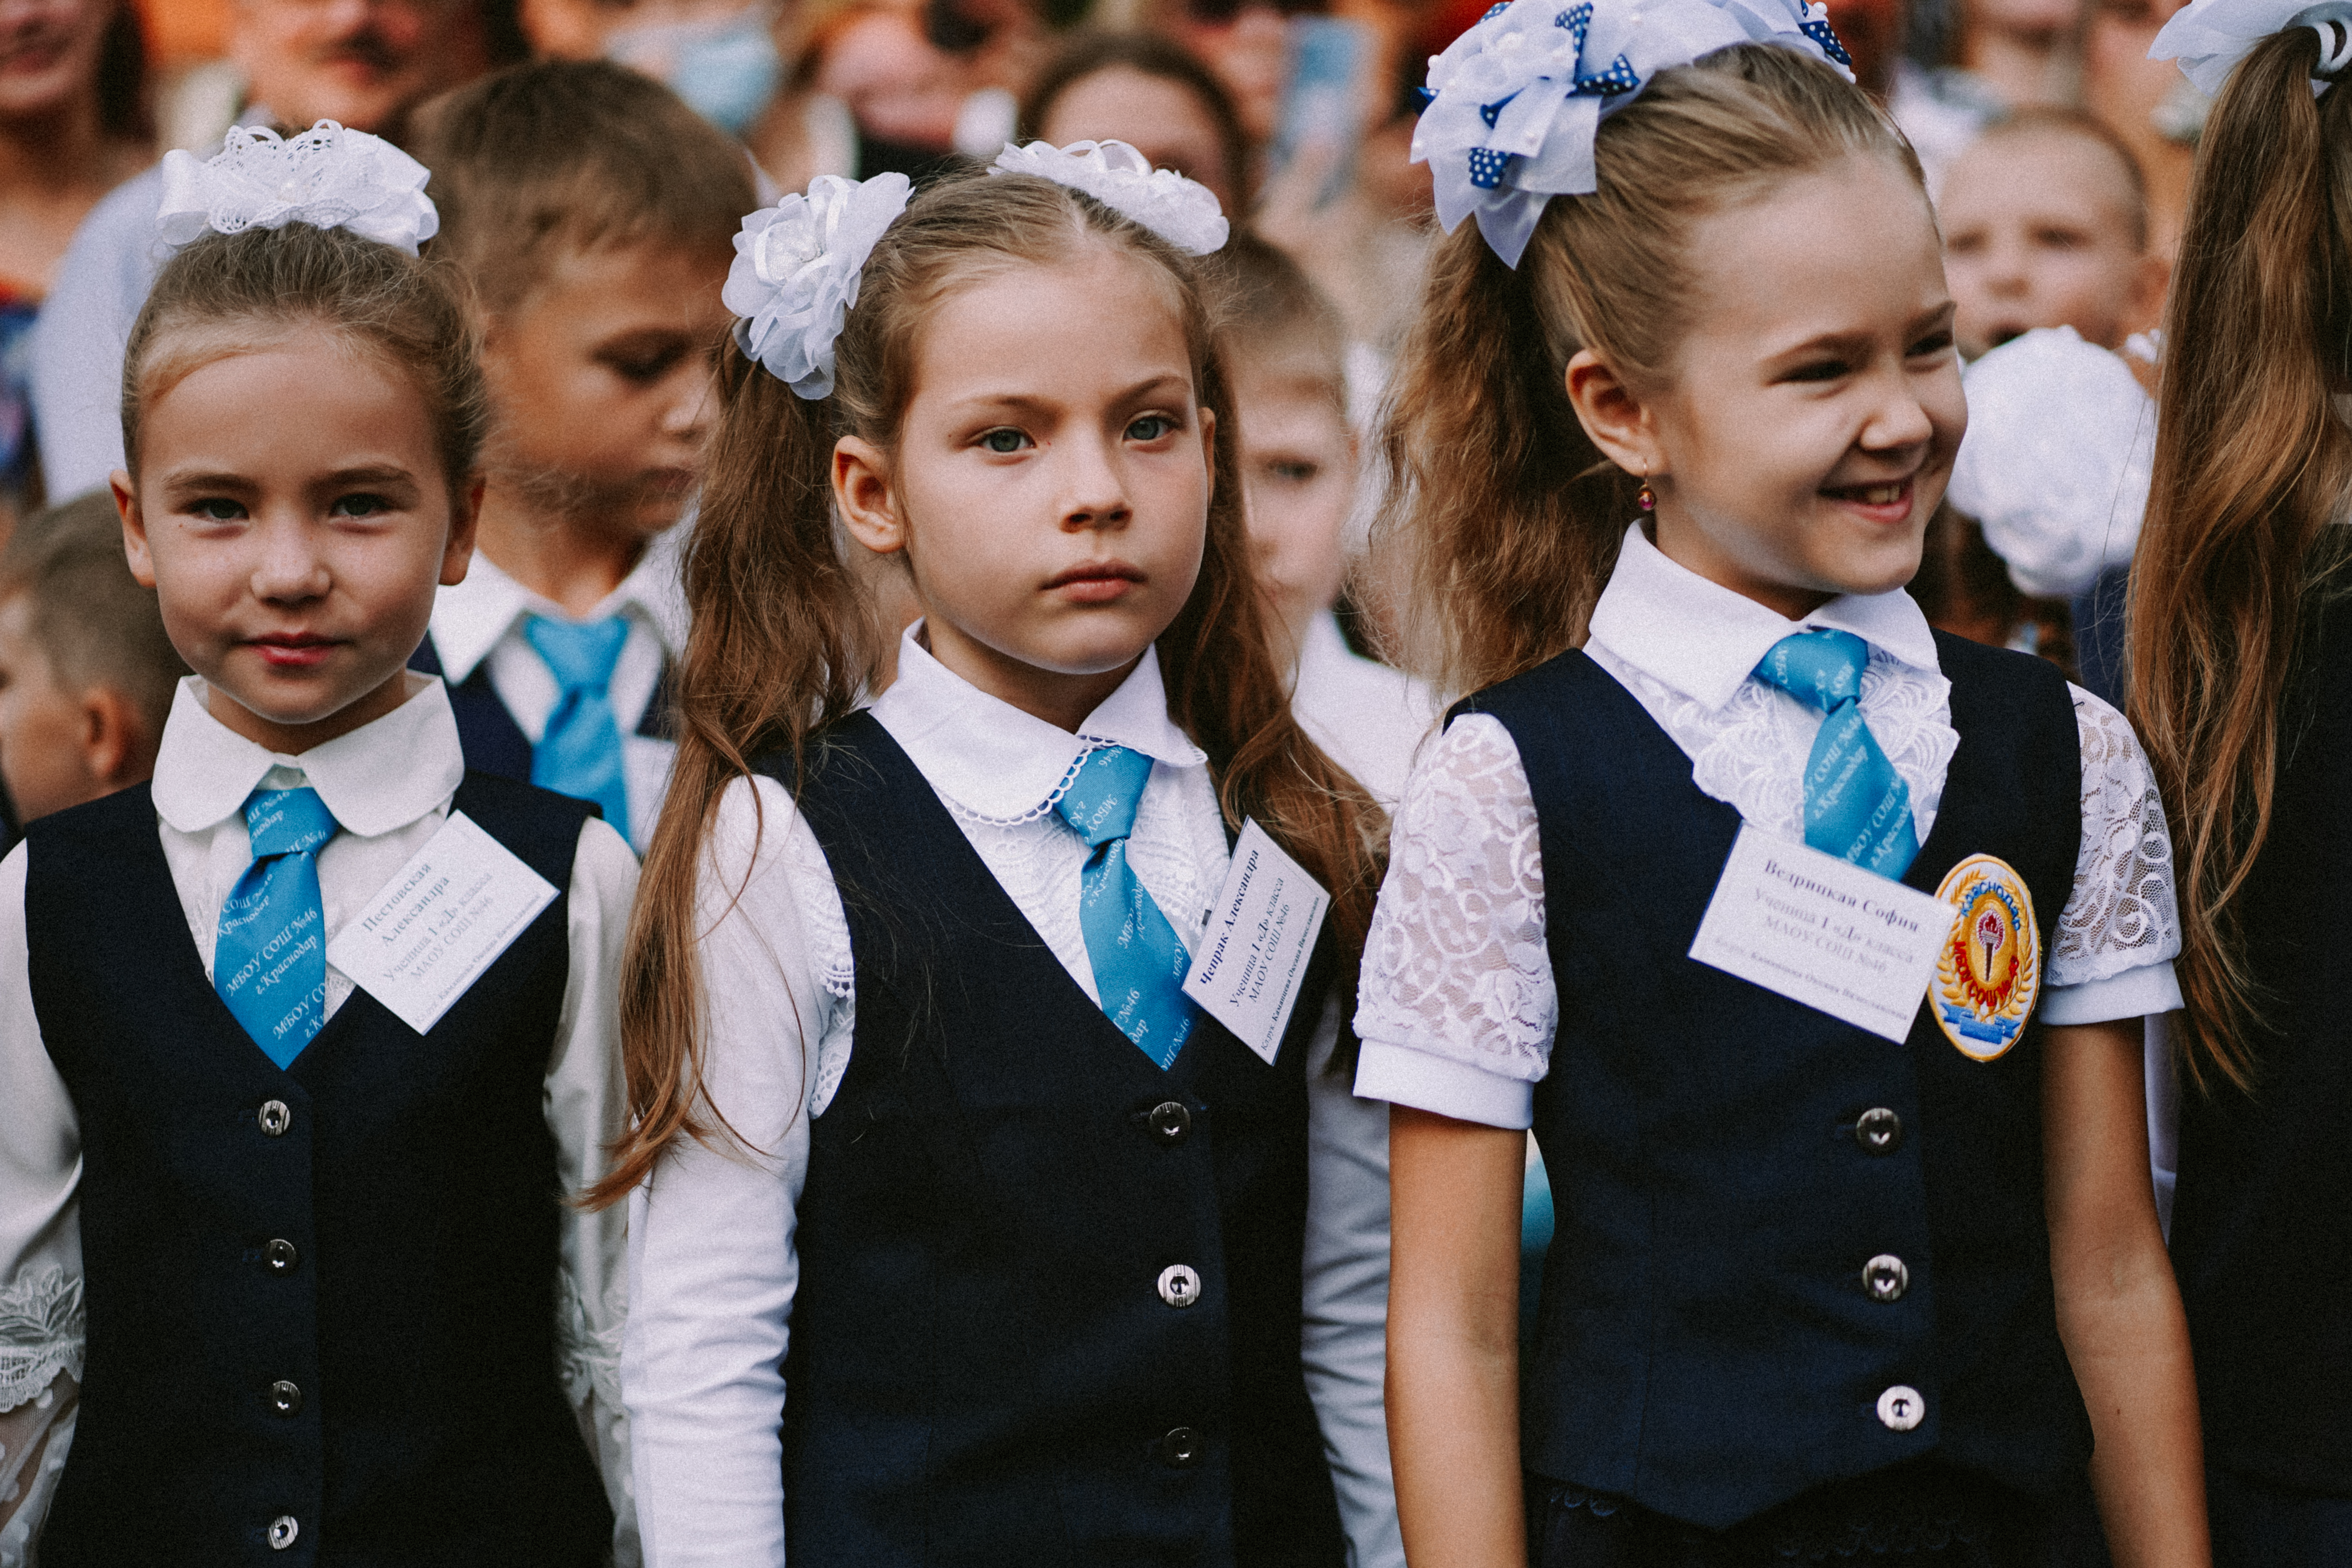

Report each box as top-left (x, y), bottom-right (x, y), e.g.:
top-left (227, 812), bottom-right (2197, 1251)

top-left (408, 59), bottom-right (754, 848)
top-left (0, 490), bottom-right (187, 831)
top-left (1025, 32), bottom-right (1254, 219)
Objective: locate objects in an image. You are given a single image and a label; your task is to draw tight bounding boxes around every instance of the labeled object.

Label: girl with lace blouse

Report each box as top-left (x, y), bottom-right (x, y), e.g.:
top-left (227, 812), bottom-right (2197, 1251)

top-left (1362, 4), bottom-right (2207, 1565)
top-left (602, 147), bottom-right (1394, 1566)
top-left (2130, 3), bottom-right (2352, 1560)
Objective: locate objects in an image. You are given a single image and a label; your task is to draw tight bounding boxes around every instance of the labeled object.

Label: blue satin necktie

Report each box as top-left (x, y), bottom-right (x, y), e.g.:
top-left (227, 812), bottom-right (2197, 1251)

top-left (1751, 629), bottom-right (1920, 879)
top-left (215, 787), bottom-right (340, 1067)
top-left (1055, 745), bottom-right (1202, 1069)
top-left (524, 615), bottom-right (633, 844)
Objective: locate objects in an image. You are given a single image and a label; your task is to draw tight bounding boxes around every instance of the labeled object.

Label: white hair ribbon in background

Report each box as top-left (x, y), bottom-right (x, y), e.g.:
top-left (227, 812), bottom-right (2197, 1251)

top-left (1414, 0), bottom-right (1854, 267)
top-left (2150, 0), bottom-right (2352, 98)
top-left (155, 121), bottom-right (438, 255)
top-left (988, 140), bottom-right (1231, 257)
top-left (723, 171), bottom-right (914, 401)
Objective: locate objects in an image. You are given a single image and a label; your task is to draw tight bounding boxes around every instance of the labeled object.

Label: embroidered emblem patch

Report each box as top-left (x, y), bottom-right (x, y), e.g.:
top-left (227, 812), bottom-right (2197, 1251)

top-left (1931, 854), bottom-right (2039, 1061)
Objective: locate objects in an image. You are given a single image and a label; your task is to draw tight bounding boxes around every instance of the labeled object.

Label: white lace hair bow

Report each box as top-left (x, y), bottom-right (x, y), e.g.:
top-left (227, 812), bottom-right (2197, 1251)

top-left (155, 121), bottom-right (437, 255)
top-left (724, 171), bottom-right (914, 400)
top-left (2150, 0), bottom-right (2352, 97)
top-left (1416, 0), bottom-right (1854, 266)
top-left (988, 140), bottom-right (1230, 256)
top-left (1946, 327), bottom-right (2156, 599)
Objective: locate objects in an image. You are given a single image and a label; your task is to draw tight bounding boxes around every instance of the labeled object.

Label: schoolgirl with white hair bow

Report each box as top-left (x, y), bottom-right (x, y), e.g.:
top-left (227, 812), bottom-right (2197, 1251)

top-left (2136, 1), bottom-right (2352, 1561)
top-left (610, 143), bottom-right (1395, 1565)
top-left (1360, 0), bottom-right (2210, 1561)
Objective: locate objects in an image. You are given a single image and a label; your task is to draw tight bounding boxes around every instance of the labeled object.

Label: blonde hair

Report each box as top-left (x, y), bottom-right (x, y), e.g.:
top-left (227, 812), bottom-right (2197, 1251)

top-left (1372, 45), bottom-right (1923, 699)
top-left (2129, 27), bottom-right (2352, 1093)
top-left (590, 170), bottom-right (1387, 1205)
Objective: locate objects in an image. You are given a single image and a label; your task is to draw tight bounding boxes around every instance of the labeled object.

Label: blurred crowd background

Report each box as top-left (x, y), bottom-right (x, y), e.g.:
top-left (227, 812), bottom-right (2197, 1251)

top-left (0, 0), bottom-right (2195, 701)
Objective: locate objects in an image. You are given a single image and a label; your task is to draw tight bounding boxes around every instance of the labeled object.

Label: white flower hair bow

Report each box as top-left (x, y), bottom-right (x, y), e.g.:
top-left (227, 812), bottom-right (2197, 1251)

top-left (2150, 0), bottom-right (2352, 98)
top-left (988, 140), bottom-right (1230, 256)
top-left (724, 171), bottom-right (914, 400)
top-left (1416, 0), bottom-right (1853, 267)
top-left (155, 121), bottom-right (438, 255)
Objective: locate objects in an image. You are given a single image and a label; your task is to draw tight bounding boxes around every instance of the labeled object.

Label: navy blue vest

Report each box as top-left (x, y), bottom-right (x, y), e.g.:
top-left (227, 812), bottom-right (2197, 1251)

top-left (1465, 632), bottom-right (2089, 1531)
top-left (409, 630), bottom-right (677, 787)
top-left (2172, 590), bottom-right (2352, 1495)
top-left (765, 713), bottom-right (1347, 1567)
top-left (24, 774), bottom-right (612, 1566)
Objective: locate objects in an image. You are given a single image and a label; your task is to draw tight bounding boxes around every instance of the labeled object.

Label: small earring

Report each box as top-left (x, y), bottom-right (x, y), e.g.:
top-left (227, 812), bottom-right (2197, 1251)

top-left (1637, 478), bottom-right (1657, 512)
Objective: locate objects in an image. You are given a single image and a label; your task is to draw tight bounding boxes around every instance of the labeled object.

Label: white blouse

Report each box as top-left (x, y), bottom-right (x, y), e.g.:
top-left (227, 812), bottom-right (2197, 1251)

top-left (622, 626), bottom-right (1394, 1568)
top-left (1354, 526), bottom-right (2184, 1130)
top-left (0, 677), bottom-right (640, 1564)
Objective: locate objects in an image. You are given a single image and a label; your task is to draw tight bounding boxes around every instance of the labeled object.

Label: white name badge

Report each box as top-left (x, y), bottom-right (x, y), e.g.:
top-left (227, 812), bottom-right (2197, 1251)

top-left (325, 812), bottom-right (559, 1036)
top-left (1182, 819), bottom-right (1330, 1065)
top-left (1688, 825), bottom-right (1958, 1043)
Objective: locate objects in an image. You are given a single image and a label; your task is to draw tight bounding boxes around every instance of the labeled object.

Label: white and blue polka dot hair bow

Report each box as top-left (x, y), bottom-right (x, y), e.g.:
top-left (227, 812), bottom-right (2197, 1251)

top-left (1415, 0), bottom-right (1855, 266)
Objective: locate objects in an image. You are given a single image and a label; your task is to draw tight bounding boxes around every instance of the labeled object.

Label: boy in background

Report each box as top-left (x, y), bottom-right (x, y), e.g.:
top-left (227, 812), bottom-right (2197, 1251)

top-left (407, 59), bottom-right (753, 848)
top-left (0, 491), bottom-right (188, 832)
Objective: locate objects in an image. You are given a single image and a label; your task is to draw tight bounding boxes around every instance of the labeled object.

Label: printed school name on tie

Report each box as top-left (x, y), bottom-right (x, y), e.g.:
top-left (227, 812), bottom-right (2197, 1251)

top-left (1055, 744), bottom-right (1202, 1069)
top-left (216, 786), bottom-right (341, 1067)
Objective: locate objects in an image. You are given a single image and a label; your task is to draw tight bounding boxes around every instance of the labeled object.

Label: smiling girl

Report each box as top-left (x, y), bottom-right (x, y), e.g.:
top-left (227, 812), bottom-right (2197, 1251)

top-left (0, 127), bottom-right (636, 1564)
top-left (607, 147), bottom-right (1390, 1566)
top-left (1363, 2), bottom-right (2206, 1564)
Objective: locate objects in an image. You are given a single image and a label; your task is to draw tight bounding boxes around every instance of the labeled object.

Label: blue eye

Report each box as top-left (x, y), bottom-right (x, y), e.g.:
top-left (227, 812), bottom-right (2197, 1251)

top-left (980, 428), bottom-right (1030, 454)
top-left (1127, 414), bottom-right (1177, 442)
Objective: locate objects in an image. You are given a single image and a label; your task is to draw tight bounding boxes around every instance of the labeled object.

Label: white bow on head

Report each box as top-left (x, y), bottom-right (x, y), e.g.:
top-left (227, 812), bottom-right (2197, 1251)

top-left (1414, 0), bottom-right (1853, 267)
top-left (2150, 0), bottom-right (2352, 97)
top-left (988, 140), bottom-right (1230, 257)
top-left (155, 121), bottom-right (438, 254)
top-left (724, 171), bottom-right (914, 401)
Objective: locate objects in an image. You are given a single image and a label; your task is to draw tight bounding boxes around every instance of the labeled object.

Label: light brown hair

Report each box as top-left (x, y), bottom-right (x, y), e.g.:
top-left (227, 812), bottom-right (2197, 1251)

top-left (1221, 230), bottom-right (1348, 414)
top-left (0, 490), bottom-right (189, 730)
top-left (410, 58), bottom-right (759, 318)
top-left (2129, 27), bottom-right (2352, 1091)
top-left (1968, 105), bottom-right (2151, 252)
top-left (590, 170), bottom-right (1387, 1205)
top-left (121, 222), bottom-right (489, 514)
top-left (1371, 45), bottom-right (1922, 700)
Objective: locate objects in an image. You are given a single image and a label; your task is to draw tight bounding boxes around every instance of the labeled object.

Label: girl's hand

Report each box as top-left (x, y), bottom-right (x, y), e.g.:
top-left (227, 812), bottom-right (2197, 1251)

top-left (1388, 1106), bottom-right (1530, 1568)
top-left (2043, 1017), bottom-right (2212, 1568)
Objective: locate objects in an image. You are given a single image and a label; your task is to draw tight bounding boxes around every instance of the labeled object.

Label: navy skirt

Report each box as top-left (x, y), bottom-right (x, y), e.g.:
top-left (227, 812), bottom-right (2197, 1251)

top-left (1525, 1461), bottom-right (2094, 1568)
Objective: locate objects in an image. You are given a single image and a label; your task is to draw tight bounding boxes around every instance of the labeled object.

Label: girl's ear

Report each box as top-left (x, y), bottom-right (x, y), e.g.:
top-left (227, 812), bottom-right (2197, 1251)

top-left (441, 475), bottom-right (486, 588)
top-left (1563, 350), bottom-right (1664, 481)
top-left (834, 436), bottom-right (906, 555)
top-left (112, 470), bottom-right (156, 589)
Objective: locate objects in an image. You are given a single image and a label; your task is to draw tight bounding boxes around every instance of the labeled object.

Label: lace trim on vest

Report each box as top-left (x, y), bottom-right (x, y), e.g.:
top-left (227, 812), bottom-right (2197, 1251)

top-left (0, 1269), bottom-right (83, 1414)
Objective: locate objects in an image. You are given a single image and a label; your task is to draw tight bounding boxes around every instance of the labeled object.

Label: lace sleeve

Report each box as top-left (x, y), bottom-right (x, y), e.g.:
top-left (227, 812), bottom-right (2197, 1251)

top-left (2046, 686), bottom-right (2181, 989)
top-left (1354, 715), bottom-right (1556, 1084)
top-left (0, 1267), bottom-right (83, 1563)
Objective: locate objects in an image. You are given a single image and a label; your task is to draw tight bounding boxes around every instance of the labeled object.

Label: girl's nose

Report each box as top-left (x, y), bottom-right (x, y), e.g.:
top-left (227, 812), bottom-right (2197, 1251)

top-left (1059, 436), bottom-right (1133, 531)
top-left (250, 520), bottom-right (334, 604)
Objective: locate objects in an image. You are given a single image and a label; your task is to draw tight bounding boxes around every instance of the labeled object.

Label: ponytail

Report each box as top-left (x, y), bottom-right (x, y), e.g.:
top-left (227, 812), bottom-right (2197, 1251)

top-left (2130, 25), bottom-right (2352, 1092)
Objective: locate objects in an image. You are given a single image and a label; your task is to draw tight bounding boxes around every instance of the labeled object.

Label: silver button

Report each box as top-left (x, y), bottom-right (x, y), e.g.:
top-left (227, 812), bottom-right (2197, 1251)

top-left (1157, 1426), bottom-right (1201, 1467)
top-left (1147, 1101), bottom-right (1192, 1145)
top-left (270, 1379), bottom-right (303, 1416)
top-left (1854, 1108), bottom-right (1901, 1153)
top-left (265, 1239), bottom-right (299, 1274)
top-left (1876, 1385), bottom-right (1925, 1431)
top-left (1863, 1255), bottom-right (1909, 1302)
top-left (267, 1515), bottom-right (300, 1550)
top-left (1157, 1264), bottom-right (1202, 1308)
top-left (258, 1100), bottom-right (292, 1137)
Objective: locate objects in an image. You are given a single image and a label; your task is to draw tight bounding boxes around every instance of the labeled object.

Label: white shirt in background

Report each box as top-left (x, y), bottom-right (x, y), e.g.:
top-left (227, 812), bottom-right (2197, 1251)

top-left (0, 676), bottom-right (640, 1566)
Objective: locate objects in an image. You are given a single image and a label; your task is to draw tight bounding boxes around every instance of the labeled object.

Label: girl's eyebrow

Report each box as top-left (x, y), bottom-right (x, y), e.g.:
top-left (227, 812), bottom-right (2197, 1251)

top-left (1764, 301), bottom-right (1957, 363)
top-left (947, 373), bottom-right (1193, 415)
top-left (313, 465), bottom-right (421, 489)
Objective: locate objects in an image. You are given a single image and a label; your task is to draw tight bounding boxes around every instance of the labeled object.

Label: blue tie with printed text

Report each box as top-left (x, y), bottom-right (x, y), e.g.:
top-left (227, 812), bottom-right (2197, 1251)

top-left (525, 615), bottom-right (633, 844)
top-left (1056, 745), bottom-right (1201, 1069)
top-left (1751, 629), bottom-right (1920, 879)
top-left (215, 787), bottom-right (340, 1067)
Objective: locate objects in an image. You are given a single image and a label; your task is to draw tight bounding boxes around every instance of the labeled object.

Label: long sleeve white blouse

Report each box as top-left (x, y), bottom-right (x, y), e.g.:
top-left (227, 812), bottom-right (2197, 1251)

top-left (622, 626), bottom-right (1393, 1567)
top-left (0, 677), bottom-right (639, 1565)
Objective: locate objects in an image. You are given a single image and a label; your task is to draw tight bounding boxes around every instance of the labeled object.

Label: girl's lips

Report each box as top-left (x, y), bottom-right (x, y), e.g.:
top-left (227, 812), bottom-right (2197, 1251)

top-left (250, 637), bottom-right (338, 670)
top-left (1046, 563), bottom-right (1144, 604)
top-left (1821, 477), bottom-right (1915, 525)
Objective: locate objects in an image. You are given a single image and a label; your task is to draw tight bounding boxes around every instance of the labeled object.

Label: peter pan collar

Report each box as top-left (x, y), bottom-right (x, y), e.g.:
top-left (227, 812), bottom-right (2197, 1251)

top-left (427, 523), bottom-right (690, 684)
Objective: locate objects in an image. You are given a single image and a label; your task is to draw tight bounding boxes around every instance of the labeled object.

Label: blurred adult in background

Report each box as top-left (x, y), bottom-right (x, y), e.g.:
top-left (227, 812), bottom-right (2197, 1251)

top-left (0, 0), bottom-right (147, 526)
top-left (26, 0), bottom-right (514, 501)
top-left (2080, 0), bottom-right (2196, 257)
top-left (1022, 30), bottom-right (1250, 211)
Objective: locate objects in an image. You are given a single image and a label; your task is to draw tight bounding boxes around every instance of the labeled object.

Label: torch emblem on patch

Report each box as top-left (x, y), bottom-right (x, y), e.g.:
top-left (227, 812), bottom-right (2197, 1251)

top-left (1931, 853), bottom-right (2040, 1062)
